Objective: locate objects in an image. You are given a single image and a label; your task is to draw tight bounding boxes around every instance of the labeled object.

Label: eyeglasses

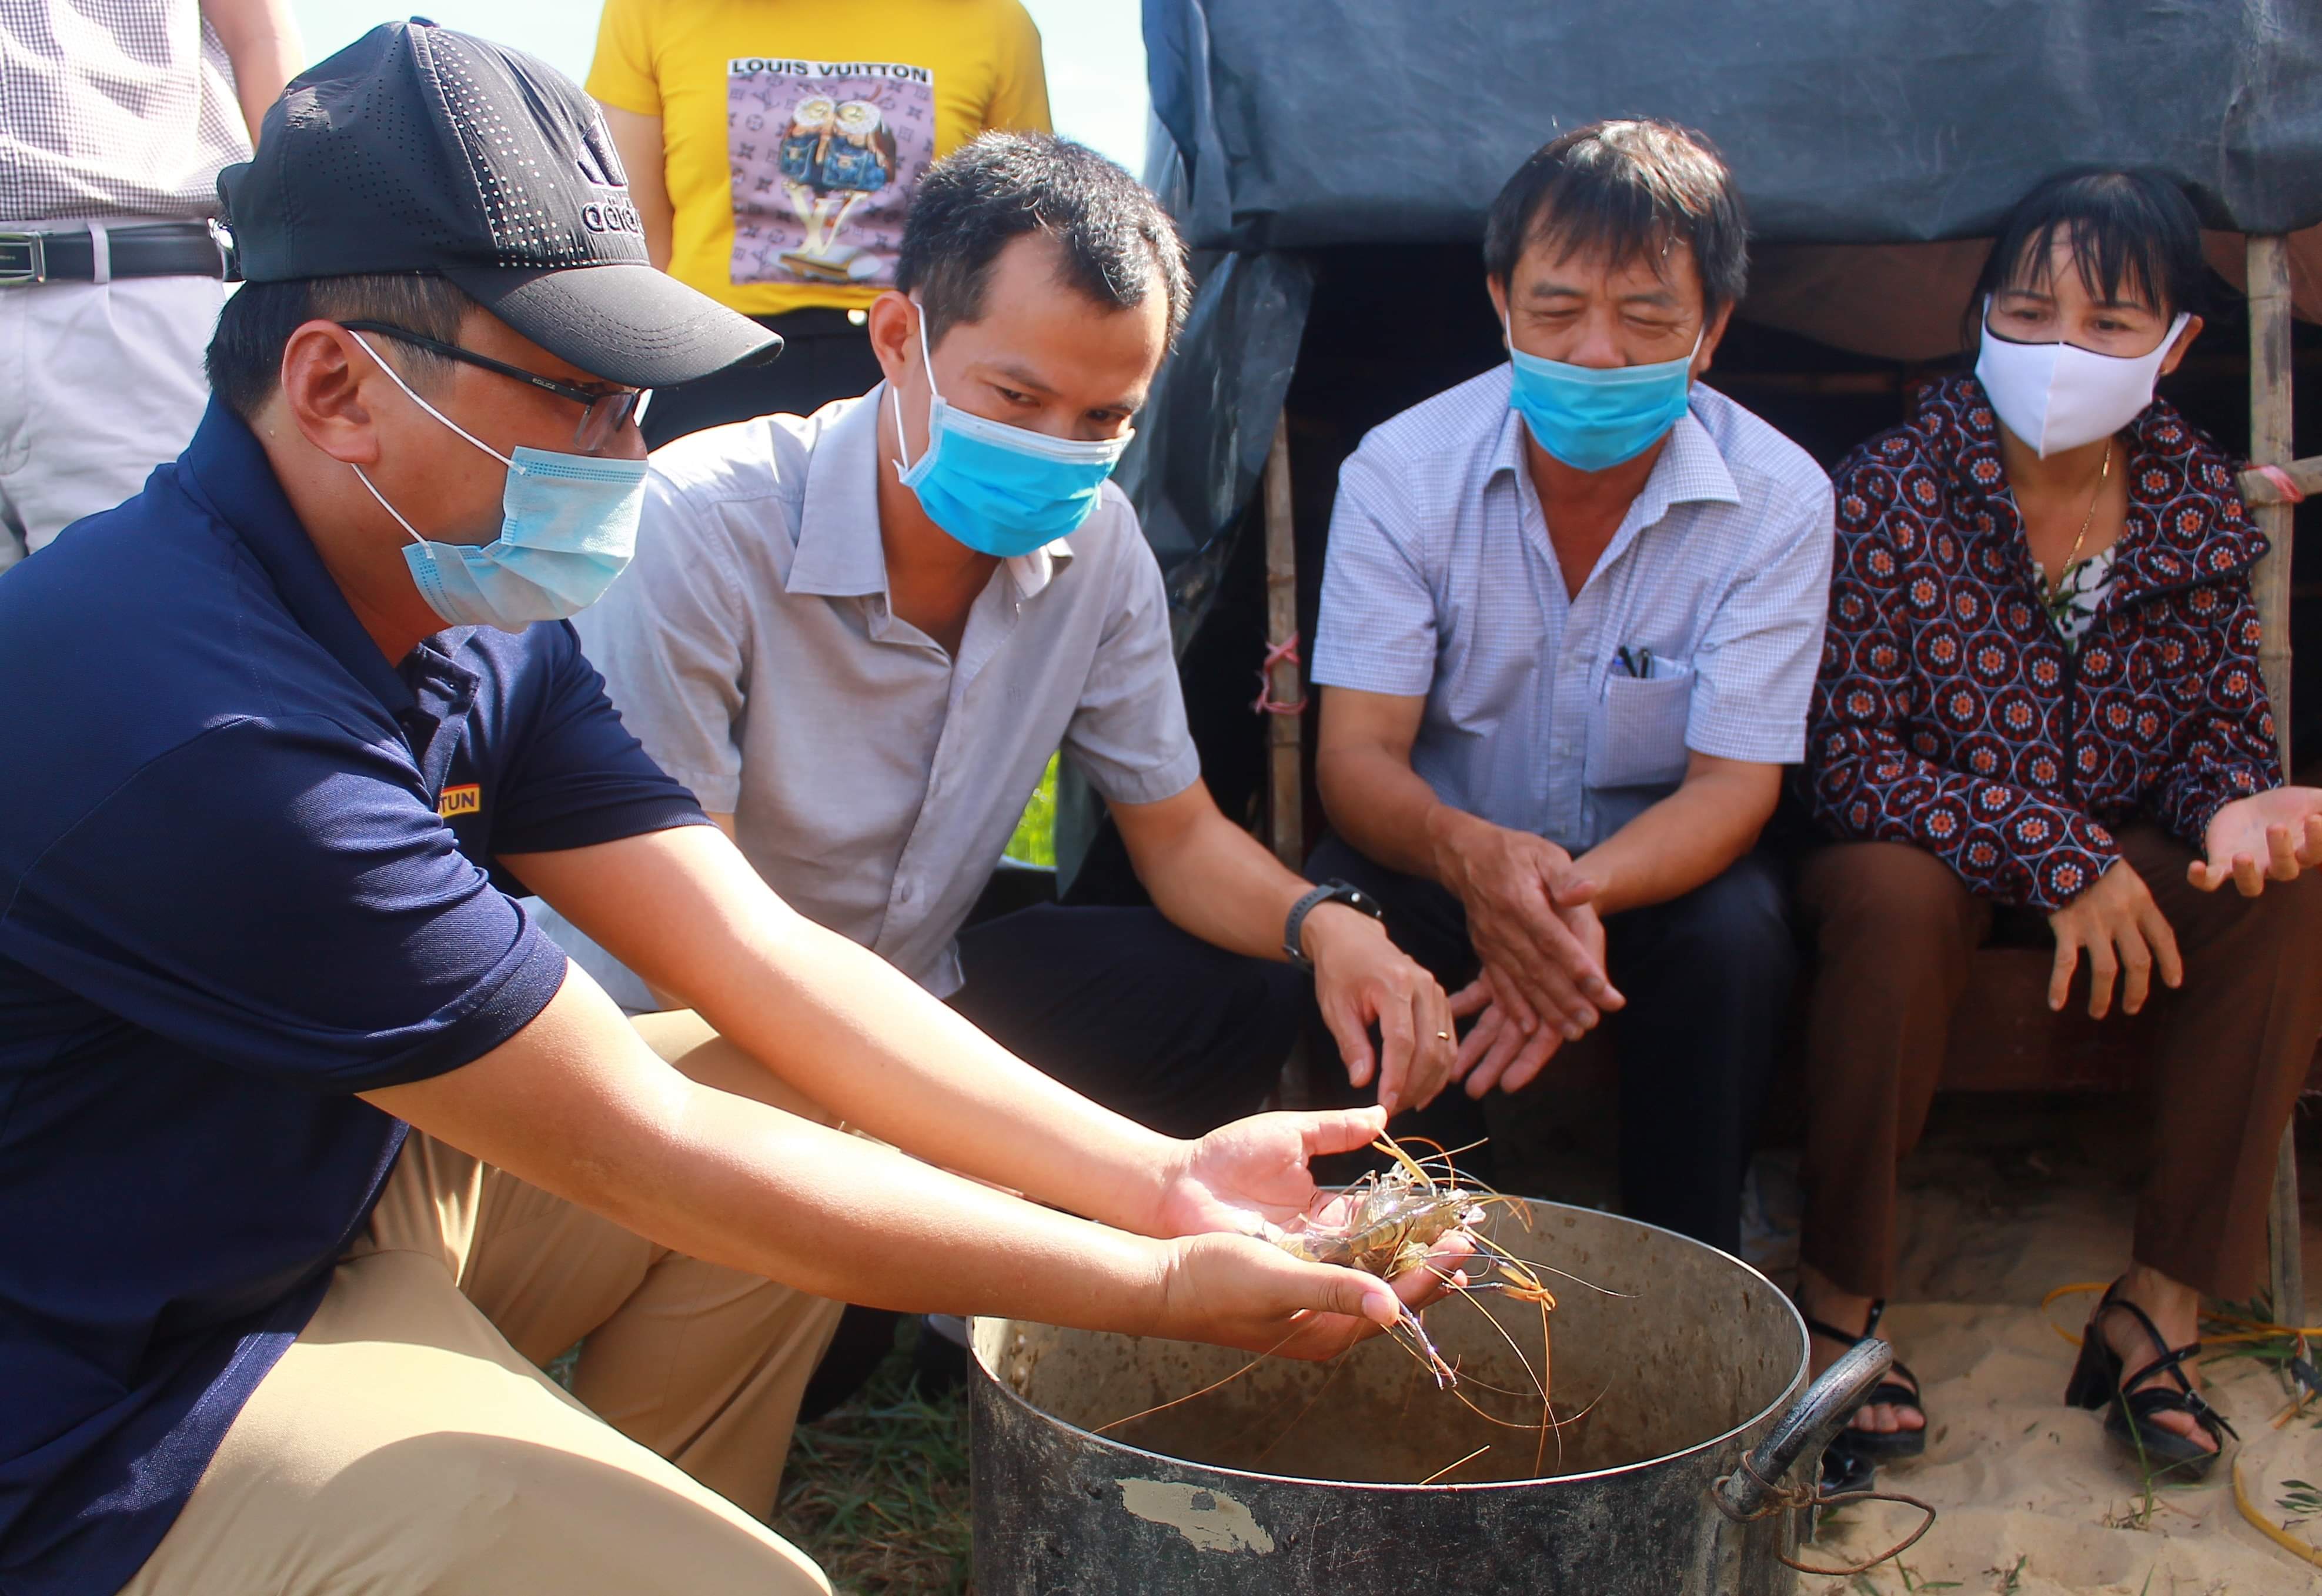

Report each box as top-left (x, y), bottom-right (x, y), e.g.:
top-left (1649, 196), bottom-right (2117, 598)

top-left (338, 321), bottom-right (652, 453)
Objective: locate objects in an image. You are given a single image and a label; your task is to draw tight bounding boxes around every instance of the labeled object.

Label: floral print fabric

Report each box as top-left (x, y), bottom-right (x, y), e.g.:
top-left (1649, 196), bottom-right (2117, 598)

top-left (1808, 376), bottom-right (2279, 910)
top-left (2039, 543), bottom-right (2117, 650)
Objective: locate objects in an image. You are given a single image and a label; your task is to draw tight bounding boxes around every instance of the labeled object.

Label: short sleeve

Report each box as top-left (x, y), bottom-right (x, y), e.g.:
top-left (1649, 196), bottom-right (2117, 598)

top-left (1686, 474), bottom-right (1836, 764)
top-left (1310, 446), bottom-right (1439, 697)
top-left (984, 2), bottom-right (1054, 133)
top-left (0, 719), bottom-right (569, 1094)
top-left (586, 0), bottom-right (662, 118)
top-left (489, 622), bottom-right (714, 854)
top-left (572, 479), bottom-right (752, 813)
top-left (1060, 530), bottom-right (1200, 805)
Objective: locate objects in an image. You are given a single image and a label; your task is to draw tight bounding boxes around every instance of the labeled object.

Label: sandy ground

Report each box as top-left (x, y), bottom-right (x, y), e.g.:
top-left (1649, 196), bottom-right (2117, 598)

top-left (1487, 1079), bottom-right (2322, 1594)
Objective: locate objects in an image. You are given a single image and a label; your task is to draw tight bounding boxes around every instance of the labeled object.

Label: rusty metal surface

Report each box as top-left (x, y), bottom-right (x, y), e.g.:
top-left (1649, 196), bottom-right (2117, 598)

top-left (970, 1201), bottom-right (1817, 1595)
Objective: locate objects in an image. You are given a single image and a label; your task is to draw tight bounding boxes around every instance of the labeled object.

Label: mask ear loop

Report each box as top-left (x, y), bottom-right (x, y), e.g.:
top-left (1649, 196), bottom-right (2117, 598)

top-left (888, 301), bottom-right (941, 479)
top-left (346, 331), bottom-right (518, 549)
top-left (348, 332), bottom-right (522, 470)
top-left (351, 462), bottom-right (429, 549)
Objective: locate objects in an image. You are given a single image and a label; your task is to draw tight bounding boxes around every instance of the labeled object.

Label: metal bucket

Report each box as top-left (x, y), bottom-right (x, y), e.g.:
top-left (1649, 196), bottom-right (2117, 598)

top-left (969, 1201), bottom-right (1892, 1595)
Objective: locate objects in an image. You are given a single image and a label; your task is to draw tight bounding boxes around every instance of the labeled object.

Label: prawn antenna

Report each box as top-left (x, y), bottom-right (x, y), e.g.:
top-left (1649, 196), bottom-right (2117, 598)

top-left (1092, 1327), bottom-right (1303, 1437)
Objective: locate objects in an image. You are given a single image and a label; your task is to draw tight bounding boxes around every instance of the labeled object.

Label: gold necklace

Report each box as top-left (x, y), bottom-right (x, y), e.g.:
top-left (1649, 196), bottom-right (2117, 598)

top-left (2057, 439), bottom-right (2114, 577)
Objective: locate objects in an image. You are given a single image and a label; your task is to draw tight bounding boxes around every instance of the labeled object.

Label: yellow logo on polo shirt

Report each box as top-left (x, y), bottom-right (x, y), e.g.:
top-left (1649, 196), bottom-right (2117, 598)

top-left (437, 783), bottom-right (482, 819)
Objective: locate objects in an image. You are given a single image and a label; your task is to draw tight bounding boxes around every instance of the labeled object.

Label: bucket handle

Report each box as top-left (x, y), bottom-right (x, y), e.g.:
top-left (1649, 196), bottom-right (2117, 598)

top-left (1710, 1338), bottom-right (1936, 1576)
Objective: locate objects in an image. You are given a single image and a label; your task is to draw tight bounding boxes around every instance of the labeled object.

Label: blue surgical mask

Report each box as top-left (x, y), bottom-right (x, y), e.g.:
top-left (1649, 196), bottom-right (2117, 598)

top-left (1504, 315), bottom-right (1701, 472)
top-left (890, 306), bottom-right (1131, 559)
top-left (349, 333), bottom-right (648, 633)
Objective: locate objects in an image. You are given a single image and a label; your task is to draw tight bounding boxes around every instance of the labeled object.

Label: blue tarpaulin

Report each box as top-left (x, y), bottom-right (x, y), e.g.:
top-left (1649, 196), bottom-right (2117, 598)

top-left (1144, 0), bottom-right (2322, 249)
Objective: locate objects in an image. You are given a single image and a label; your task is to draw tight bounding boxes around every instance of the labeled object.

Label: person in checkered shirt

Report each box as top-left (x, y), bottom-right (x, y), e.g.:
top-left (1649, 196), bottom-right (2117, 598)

top-left (0, 0), bottom-right (299, 572)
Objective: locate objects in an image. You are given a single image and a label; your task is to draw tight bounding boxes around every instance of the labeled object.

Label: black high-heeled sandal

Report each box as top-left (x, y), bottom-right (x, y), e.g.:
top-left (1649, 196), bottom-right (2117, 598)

top-left (2064, 1279), bottom-right (2236, 1480)
top-left (1798, 1293), bottom-right (1927, 1465)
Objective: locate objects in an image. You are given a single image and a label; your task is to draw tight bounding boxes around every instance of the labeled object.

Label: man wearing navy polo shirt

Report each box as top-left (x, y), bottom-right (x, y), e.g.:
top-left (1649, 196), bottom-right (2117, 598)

top-left (0, 26), bottom-right (1442, 1596)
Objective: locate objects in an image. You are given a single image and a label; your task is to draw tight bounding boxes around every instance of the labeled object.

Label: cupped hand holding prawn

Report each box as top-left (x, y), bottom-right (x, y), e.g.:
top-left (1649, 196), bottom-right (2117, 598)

top-left (1140, 1105), bottom-right (1473, 1361)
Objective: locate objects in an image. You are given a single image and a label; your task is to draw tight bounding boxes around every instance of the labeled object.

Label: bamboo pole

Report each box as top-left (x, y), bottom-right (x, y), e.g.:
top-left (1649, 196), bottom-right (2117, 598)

top-left (2240, 455), bottom-right (2322, 505)
top-left (1261, 413), bottom-right (1303, 870)
top-left (1261, 413), bottom-right (1313, 1108)
top-left (2249, 234), bottom-right (2296, 764)
top-left (2247, 234), bottom-right (2307, 1363)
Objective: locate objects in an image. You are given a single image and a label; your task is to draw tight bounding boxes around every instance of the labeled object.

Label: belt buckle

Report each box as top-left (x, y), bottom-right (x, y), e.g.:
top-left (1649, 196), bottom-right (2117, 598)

top-left (0, 231), bottom-right (46, 287)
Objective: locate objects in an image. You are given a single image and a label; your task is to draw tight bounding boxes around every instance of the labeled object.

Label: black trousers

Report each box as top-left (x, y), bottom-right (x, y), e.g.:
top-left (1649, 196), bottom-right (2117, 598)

top-left (1306, 833), bottom-right (1795, 1254)
top-left (798, 902), bottom-right (1306, 1420)
top-left (642, 308), bottom-right (885, 449)
top-left (948, 903), bottom-right (1306, 1140)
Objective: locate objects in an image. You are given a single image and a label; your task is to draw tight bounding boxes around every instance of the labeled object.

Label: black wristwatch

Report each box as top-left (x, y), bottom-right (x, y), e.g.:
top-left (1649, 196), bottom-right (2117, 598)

top-left (1283, 879), bottom-right (1385, 973)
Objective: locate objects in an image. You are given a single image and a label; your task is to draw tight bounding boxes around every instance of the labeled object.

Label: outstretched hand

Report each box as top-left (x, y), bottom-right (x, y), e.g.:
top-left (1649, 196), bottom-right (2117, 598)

top-left (1140, 1106), bottom-right (1468, 1360)
top-left (1154, 1226), bottom-right (1471, 1361)
top-left (1148, 1106), bottom-right (1392, 1239)
top-left (2191, 787), bottom-right (2322, 895)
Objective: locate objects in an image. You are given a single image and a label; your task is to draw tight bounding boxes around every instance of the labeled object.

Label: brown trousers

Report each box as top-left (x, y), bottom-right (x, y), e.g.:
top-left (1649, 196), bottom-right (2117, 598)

top-left (1796, 825), bottom-right (2322, 1301)
top-left (121, 1013), bottom-right (845, 1596)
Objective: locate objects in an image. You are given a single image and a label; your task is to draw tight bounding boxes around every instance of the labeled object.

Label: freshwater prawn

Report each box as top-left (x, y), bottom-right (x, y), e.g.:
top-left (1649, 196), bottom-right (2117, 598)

top-left (1098, 1134), bottom-right (1615, 1480)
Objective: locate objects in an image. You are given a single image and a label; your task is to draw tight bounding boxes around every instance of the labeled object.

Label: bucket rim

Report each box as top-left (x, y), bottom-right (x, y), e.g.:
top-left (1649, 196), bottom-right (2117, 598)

top-left (969, 1198), bottom-right (1813, 1493)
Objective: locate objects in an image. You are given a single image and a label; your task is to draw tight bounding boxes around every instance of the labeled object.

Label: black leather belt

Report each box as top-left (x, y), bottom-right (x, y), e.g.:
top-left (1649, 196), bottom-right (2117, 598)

top-left (0, 222), bottom-right (227, 286)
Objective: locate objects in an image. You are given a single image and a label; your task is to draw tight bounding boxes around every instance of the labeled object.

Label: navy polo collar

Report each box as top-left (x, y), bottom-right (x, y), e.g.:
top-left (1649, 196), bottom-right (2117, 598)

top-left (176, 400), bottom-right (480, 722)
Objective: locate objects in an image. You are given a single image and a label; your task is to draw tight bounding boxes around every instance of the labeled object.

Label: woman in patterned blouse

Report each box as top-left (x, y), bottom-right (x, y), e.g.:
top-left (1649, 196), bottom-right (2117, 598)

top-left (1796, 170), bottom-right (2322, 1485)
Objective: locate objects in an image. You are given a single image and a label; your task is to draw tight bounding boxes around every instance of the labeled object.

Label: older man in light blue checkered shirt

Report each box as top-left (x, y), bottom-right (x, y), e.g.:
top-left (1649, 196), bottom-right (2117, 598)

top-left (1309, 120), bottom-right (1833, 1257)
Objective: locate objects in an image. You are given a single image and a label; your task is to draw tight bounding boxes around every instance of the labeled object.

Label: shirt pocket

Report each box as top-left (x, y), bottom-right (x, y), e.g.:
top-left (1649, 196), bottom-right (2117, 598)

top-left (1584, 661), bottom-right (1695, 790)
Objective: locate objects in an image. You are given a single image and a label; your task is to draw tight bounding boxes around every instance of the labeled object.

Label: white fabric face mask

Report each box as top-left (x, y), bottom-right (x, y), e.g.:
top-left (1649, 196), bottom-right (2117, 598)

top-left (1973, 299), bottom-right (2191, 457)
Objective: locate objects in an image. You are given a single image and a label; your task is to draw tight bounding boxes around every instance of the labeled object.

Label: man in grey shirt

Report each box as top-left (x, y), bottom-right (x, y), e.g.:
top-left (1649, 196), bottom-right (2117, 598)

top-left (563, 135), bottom-right (1454, 1141)
top-left (1311, 122), bottom-right (1835, 1254)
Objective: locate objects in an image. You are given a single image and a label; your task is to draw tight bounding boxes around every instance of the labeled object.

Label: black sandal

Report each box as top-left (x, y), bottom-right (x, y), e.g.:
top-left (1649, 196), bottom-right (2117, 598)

top-left (1798, 1294), bottom-right (1927, 1465)
top-left (2064, 1279), bottom-right (2236, 1480)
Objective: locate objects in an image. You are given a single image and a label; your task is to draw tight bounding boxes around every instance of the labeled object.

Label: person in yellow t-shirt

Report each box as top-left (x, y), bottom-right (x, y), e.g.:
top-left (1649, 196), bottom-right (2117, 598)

top-left (588, 0), bottom-right (1052, 445)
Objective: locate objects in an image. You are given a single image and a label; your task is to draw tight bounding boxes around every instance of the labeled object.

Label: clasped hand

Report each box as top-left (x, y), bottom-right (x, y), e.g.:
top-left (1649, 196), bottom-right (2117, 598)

top-left (1433, 819), bottom-right (1624, 1096)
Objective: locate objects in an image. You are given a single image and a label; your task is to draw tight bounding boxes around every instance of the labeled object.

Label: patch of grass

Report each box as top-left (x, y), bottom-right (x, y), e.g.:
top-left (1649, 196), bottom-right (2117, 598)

top-left (2280, 1476), bottom-right (2322, 1527)
top-left (1002, 754), bottom-right (1058, 869)
top-left (774, 1322), bottom-right (974, 1595)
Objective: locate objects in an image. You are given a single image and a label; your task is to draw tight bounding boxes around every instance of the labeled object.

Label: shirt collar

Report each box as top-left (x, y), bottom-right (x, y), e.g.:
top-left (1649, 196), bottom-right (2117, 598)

top-left (179, 400), bottom-right (438, 718)
top-left (1931, 375), bottom-right (2267, 597)
top-left (789, 382), bottom-right (1075, 603)
top-left (1488, 375), bottom-right (1742, 523)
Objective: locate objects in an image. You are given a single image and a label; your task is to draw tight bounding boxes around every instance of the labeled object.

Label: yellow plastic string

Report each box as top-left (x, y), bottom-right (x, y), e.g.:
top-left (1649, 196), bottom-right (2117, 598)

top-left (2039, 1281), bottom-right (2322, 1350)
top-left (2234, 1456), bottom-right (2322, 1571)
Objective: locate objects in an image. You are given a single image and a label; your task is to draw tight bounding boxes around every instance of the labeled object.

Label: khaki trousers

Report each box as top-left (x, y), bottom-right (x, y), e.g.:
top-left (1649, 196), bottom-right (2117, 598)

top-left (1796, 824), bottom-right (2322, 1301)
top-left (122, 1013), bottom-right (844, 1596)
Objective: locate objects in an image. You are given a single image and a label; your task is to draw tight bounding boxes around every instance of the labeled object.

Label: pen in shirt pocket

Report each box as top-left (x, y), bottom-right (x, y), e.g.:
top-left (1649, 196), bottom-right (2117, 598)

top-left (1614, 645), bottom-right (1654, 679)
